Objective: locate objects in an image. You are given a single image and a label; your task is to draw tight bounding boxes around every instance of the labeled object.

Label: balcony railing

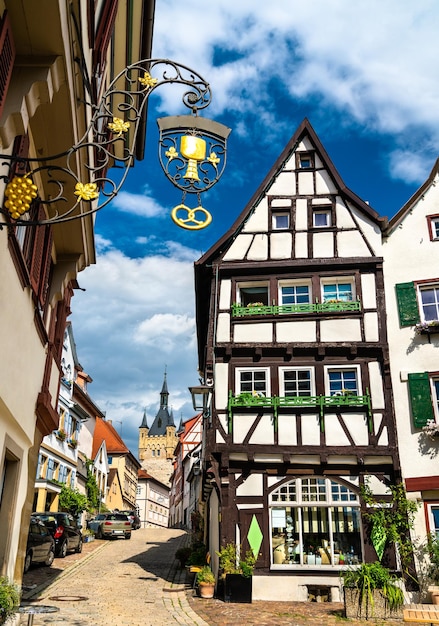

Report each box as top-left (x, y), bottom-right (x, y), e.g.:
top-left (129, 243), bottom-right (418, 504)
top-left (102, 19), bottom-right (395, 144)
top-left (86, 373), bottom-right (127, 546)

top-left (227, 390), bottom-right (372, 432)
top-left (231, 300), bottom-right (361, 317)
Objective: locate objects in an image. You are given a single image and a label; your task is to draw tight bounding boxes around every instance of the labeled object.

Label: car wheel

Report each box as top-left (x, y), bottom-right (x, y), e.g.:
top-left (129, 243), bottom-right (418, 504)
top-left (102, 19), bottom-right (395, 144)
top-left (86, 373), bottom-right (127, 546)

top-left (58, 541), bottom-right (68, 558)
top-left (24, 551), bottom-right (32, 574)
top-left (75, 538), bottom-right (83, 553)
top-left (125, 533), bottom-right (131, 540)
top-left (45, 549), bottom-right (55, 567)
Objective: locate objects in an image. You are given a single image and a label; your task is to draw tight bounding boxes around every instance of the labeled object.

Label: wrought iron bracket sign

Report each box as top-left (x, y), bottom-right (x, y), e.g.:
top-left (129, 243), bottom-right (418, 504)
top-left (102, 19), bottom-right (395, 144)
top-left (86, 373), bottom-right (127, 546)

top-left (0, 59), bottom-right (230, 230)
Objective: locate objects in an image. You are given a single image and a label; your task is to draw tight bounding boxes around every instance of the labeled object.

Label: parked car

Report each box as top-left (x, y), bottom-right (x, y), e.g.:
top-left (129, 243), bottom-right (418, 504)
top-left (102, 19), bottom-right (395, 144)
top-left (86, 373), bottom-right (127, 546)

top-left (119, 510), bottom-right (141, 530)
top-left (24, 516), bottom-right (55, 573)
top-left (33, 512), bottom-right (83, 557)
top-left (87, 513), bottom-right (131, 539)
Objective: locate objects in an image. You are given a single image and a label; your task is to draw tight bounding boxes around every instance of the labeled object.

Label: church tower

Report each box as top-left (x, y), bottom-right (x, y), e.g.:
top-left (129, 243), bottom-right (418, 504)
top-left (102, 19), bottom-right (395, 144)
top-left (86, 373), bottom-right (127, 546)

top-left (138, 372), bottom-right (178, 485)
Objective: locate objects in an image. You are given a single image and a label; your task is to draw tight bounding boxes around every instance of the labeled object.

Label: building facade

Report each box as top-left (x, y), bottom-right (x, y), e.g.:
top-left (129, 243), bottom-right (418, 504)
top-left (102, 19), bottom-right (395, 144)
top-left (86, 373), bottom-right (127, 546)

top-left (93, 417), bottom-right (140, 511)
top-left (194, 119), bottom-right (402, 601)
top-left (384, 159), bottom-right (439, 546)
top-left (169, 413), bottom-right (202, 528)
top-left (137, 469), bottom-right (170, 529)
top-left (0, 0), bottom-right (154, 581)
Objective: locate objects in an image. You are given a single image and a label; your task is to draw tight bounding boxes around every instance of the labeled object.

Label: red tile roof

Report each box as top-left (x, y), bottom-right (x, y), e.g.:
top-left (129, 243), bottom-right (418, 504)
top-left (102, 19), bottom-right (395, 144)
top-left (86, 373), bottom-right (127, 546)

top-left (92, 417), bottom-right (129, 459)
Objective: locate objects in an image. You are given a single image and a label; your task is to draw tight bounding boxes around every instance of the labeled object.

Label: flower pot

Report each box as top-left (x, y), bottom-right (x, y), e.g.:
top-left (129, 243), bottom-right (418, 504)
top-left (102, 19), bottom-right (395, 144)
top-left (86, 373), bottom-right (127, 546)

top-left (224, 574), bottom-right (252, 603)
top-left (199, 582), bottom-right (215, 599)
top-left (429, 586), bottom-right (439, 604)
top-left (344, 588), bottom-right (403, 620)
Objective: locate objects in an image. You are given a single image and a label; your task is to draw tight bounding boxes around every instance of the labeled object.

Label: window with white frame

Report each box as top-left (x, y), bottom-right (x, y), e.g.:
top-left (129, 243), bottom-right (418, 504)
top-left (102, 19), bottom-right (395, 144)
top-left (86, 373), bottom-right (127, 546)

top-left (419, 285), bottom-right (439, 322)
top-left (279, 280), bottom-right (312, 307)
top-left (427, 215), bottom-right (439, 241)
top-left (326, 367), bottom-right (360, 396)
top-left (279, 367), bottom-right (314, 397)
top-left (270, 477), bottom-right (362, 568)
top-left (59, 464), bottom-right (68, 484)
top-left (237, 282), bottom-right (269, 307)
top-left (427, 504), bottom-right (439, 539)
top-left (272, 212), bottom-right (290, 230)
top-left (298, 153), bottom-right (313, 169)
top-left (313, 208), bottom-right (331, 228)
top-left (46, 458), bottom-right (55, 480)
top-left (321, 277), bottom-right (355, 302)
top-left (236, 367), bottom-right (270, 396)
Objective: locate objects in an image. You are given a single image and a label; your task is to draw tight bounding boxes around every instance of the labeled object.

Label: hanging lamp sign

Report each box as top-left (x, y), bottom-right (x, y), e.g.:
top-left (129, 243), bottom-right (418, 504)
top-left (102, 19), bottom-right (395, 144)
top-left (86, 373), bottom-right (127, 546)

top-left (157, 115), bottom-right (231, 230)
top-left (0, 59), bottom-right (230, 230)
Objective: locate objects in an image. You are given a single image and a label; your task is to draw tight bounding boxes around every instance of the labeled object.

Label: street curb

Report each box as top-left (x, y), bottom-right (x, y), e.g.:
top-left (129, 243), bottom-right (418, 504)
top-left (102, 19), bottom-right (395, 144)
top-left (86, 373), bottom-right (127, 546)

top-left (21, 541), bottom-right (109, 601)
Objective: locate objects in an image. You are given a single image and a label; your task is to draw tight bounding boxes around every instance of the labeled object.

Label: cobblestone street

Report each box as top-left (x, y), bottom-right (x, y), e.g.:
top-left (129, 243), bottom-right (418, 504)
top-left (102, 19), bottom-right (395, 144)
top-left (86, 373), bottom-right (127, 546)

top-left (20, 528), bottom-right (404, 626)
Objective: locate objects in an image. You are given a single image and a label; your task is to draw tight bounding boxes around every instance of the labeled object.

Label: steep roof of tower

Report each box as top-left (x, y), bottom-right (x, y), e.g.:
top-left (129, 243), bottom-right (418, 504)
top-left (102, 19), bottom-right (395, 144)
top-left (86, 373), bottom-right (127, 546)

top-left (147, 373), bottom-right (176, 436)
top-left (140, 410), bottom-right (148, 429)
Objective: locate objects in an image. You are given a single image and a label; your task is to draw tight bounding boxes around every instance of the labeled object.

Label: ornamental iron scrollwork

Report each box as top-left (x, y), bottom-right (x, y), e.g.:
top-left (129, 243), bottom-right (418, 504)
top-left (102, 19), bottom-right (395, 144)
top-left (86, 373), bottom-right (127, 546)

top-left (0, 59), bottom-right (230, 229)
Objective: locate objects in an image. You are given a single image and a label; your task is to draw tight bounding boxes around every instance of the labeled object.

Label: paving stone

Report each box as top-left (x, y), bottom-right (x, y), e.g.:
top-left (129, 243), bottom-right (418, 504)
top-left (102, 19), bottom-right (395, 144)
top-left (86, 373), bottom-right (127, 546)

top-left (20, 528), bottom-right (404, 626)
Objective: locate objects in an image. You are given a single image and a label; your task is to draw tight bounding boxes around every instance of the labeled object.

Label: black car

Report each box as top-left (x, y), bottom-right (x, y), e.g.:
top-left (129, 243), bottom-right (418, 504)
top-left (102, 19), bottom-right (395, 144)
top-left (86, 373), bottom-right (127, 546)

top-left (119, 510), bottom-right (141, 530)
top-left (33, 512), bottom-right (83, 557)
top-left (24, 516), bottom-right (55, 573)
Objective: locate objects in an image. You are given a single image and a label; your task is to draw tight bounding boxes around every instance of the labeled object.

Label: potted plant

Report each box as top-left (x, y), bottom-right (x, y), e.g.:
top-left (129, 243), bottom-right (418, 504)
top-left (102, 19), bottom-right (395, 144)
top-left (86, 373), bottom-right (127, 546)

top-left (196, 565), bottom-right (216, 598)
top-left (0, 577), bottom-right (20, 625)
top-left (426, 534), bottom-right (439, 603)
top-left (216, 543), bottom-right (256, 603)
top-left (175, 546), bottom-right (192, 569)
top-left (341, 561), bottom-right (404, 620)
top-left (56, 429), bottom-right (67, 441)
top-left (83, 529), bottom-right (95, 543)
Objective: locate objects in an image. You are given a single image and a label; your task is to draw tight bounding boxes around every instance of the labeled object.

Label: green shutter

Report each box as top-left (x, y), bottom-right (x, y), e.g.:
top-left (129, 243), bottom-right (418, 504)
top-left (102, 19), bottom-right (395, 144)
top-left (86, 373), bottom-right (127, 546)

top-left (395, 282), bottom-right (420, 327)
top-left (408, 372), bottom-right (434, 428)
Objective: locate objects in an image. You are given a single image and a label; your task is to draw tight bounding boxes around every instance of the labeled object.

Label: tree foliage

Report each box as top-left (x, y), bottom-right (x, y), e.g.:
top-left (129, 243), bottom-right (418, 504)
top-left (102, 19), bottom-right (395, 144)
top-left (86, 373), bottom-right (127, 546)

top-left (59, 485), bottom-right (88, 516)
top-left (85, 459), bottom-right (100, 512)
top-left (361, 481), bottom-right (419, 585)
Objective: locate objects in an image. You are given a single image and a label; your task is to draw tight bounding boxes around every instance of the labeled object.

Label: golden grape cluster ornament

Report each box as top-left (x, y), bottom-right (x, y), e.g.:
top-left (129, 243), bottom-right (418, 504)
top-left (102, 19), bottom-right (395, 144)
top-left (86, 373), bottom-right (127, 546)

top-left (4, 176), bottom-right (38, 219)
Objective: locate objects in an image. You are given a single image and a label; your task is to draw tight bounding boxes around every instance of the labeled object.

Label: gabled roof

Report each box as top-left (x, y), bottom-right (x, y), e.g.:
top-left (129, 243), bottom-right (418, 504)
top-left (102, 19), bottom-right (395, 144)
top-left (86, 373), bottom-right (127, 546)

top-left (193, 118), bottom-right (387, 370)
top-left (386, 157), bottom-right (439, 236)
top-left (195, 118), bottom-right (385, 270)
top-left (93, 417), bottom-right (129, 458)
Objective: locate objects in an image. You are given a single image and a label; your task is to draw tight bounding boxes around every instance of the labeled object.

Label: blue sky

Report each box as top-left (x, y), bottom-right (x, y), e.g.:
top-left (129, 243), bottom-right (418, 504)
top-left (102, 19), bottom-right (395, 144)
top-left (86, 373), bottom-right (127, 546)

top-left (71, 0), bottom-right (439, 457)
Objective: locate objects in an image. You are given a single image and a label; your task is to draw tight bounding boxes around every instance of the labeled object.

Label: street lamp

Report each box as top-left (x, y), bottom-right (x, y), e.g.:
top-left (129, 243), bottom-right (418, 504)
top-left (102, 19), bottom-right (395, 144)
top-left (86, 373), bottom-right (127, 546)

top-left (188, 383), bottom-right (213, 420)
top-left (0, 59), bottom-right (230, 230)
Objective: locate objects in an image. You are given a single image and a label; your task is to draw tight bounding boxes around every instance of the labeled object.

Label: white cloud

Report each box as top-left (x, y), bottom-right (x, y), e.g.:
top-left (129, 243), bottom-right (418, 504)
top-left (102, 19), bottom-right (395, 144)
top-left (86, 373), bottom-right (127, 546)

top-left (71, 243), bottom-right (200, 455)
top-left (110, 188), bottom-right (166, 218)
top-left (71, 0), bottom-right (439, 456)
top-left (151, 0), bottom-right (439, 183)
top-left (135, 313), bottom-right (195, 351)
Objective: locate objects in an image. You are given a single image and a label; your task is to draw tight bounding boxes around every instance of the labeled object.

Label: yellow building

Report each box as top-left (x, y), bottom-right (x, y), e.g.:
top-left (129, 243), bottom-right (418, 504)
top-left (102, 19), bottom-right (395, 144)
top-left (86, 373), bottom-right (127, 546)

top-left (93, 417), bottom-right (140, 511)
top-left (138, 373), bottom-right (178, 486)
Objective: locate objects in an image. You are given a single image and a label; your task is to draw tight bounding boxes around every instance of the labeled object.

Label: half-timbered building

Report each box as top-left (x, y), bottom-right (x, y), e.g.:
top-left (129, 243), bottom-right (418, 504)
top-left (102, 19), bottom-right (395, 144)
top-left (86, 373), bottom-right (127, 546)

top-left (194, 118), bottom-right (401, 601)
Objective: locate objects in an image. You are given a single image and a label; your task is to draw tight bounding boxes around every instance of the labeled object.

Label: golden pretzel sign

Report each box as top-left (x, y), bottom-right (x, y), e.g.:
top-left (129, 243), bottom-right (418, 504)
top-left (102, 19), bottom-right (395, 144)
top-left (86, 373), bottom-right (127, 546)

top-left (171, 204), bottom-right (212, 230)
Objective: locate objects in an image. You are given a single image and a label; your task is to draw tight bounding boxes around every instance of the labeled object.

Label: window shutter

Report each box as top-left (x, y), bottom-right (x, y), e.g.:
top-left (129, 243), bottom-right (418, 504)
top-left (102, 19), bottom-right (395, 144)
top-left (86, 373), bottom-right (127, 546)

top-left (0, 11), bottom-right (15, 121)
top-left (29, 205), bottom-right (52, 307)
top-left (395, 282), bottom-right (420, 327)
top-left (408, 372), bottom-right (434, 428)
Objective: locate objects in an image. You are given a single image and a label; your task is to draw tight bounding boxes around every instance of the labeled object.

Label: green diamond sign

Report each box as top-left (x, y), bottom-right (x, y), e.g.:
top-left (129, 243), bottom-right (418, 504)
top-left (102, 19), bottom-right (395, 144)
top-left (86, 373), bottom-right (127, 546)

top-left (247, 515), bottom-right (263, 557)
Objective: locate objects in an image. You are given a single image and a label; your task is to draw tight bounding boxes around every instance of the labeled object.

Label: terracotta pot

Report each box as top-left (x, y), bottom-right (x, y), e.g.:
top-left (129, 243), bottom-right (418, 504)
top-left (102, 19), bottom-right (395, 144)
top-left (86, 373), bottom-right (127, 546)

top-left (199, 583), bottom-right (215, 599)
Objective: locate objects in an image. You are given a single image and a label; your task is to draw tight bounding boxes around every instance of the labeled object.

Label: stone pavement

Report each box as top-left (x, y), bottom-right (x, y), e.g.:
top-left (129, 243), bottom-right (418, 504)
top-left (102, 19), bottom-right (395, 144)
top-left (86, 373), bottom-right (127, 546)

top-left (20, 528), bottom-right (404, 626)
